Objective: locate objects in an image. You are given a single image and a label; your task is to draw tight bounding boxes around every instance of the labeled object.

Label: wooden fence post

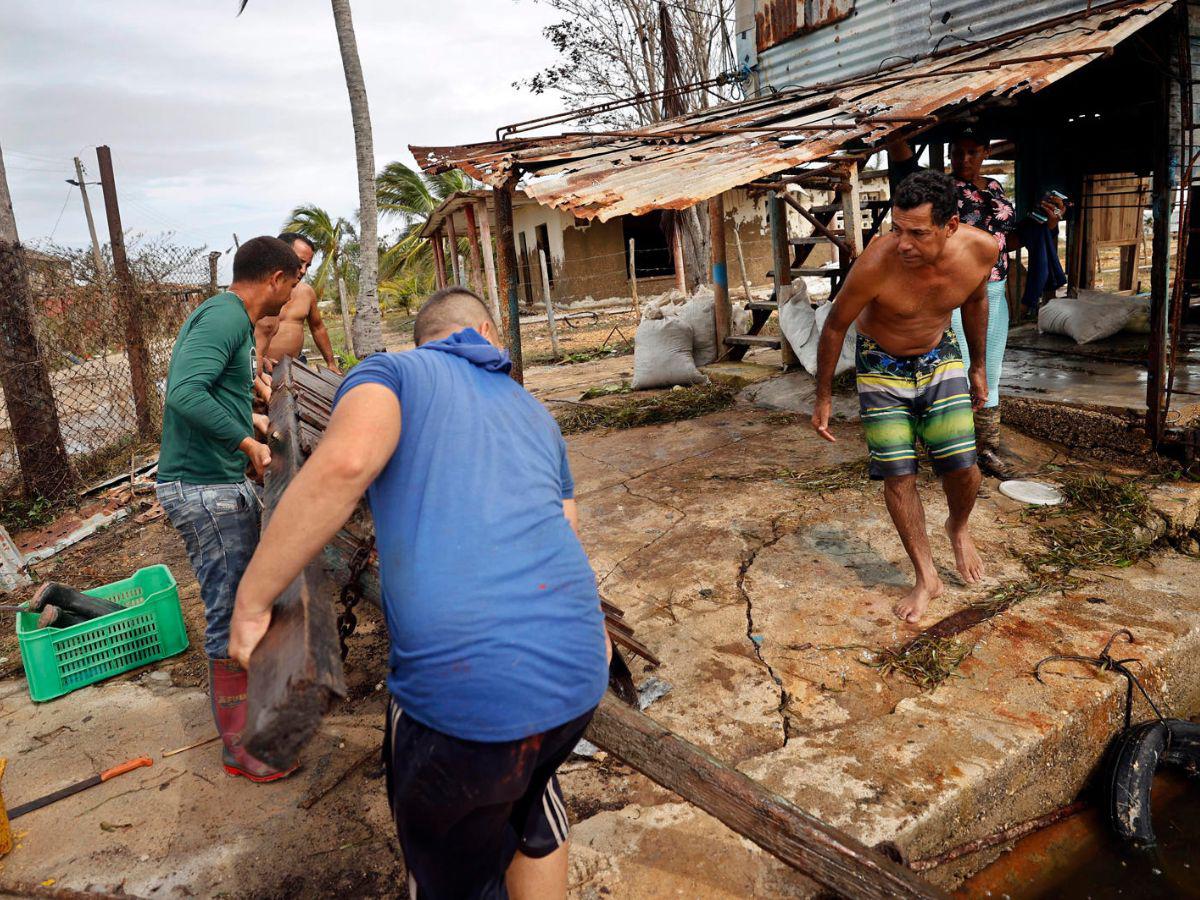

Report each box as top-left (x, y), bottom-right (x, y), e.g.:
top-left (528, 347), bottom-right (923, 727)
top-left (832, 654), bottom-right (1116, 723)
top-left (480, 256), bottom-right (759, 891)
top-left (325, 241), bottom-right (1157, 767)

top-left (538, 248), bottom-right (560, 359)
top-left (96, 145), bottom-right (154, 439)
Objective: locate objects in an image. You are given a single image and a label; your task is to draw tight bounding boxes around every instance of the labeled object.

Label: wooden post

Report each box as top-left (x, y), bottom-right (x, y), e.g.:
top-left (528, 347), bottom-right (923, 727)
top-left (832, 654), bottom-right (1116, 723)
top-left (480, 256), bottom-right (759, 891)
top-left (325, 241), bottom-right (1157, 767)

top-left (73, 157), bottom-right (104, 276)
top-left (447, 216), bottom-right (462, 285)
top-left (0, 144), bottom-right (77, 501)
top-left (538, 248), bottom-right (560, 358)
top-left (586, 694), bottom-right (944, 899)
top-left (337, 277), bottom-right (355, 358)
top-left (710, 193), bottom-right (731, 354)
top-left (464, 202), bottom-right (485, 296)
top-left (1147, 76), bottom-right (1172, 445)
top-left (672, 216), bottom-right (687, 294)
top-left (96, 145), bottom-right (154, 439)
top-left (929, 142), bottom-right (945, 174)
top-left (243, 358), bottom-right (348, 770)
top-left (476, 202), bottom-right (502, 323)
top-left (208, 251), bottom-right (221, 297)
top-left (733, 227), bottom-right (753, 302)
top-left (494, 180), bottom-right (524, 384)
top-left (839, 161), bottom-right (865, 264)
top-left (769, 192), bottom-right (799, 368)
top-left (628, 238), bottom-right (640, 320)
top-left (431, 229), bottom-right (447, 290)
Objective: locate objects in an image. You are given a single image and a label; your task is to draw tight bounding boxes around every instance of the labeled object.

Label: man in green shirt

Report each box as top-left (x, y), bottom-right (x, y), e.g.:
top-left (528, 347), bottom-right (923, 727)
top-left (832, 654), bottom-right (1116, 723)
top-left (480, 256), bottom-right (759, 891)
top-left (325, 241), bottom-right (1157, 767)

top-left (156, 235), bottom-right (300, 782)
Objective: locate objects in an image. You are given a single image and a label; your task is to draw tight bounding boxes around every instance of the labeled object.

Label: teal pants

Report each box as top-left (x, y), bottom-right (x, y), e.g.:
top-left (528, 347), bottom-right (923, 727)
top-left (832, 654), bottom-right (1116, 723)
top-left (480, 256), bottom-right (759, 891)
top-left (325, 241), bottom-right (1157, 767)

top-left (951, 279), bottom-right (1008, 410)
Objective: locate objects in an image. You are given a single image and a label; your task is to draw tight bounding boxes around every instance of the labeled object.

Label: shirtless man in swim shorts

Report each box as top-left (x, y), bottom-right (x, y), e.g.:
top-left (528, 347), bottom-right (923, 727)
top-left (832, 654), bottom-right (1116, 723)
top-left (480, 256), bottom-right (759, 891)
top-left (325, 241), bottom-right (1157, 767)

top-left (255, 232), bottom-right (340, 374)
top-left (811, 171), bottom-right (998, 624)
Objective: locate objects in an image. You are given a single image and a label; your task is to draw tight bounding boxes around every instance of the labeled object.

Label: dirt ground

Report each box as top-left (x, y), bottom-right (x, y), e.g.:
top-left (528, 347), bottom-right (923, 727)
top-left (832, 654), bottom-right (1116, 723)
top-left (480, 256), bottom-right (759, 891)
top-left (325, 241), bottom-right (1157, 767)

top-left (4, 346), bottom-right (1200, 898)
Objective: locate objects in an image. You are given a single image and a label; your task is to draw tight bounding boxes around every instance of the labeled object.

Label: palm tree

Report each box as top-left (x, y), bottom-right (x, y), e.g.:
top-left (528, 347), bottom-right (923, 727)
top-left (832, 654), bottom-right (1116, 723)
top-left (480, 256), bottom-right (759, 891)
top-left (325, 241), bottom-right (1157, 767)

top-left (377, 162), bottom-right (475, 288)
top-left (239, 0), bottom-right (384, 355)
top-left (281, 204), bottom-right (355, 303)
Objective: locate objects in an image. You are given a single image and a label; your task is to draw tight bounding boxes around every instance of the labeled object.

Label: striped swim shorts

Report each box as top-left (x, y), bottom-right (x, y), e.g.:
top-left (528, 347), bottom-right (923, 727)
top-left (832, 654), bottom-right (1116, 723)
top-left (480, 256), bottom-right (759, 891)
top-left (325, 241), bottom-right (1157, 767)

top-left (856, 328), bottom-right (977, 480)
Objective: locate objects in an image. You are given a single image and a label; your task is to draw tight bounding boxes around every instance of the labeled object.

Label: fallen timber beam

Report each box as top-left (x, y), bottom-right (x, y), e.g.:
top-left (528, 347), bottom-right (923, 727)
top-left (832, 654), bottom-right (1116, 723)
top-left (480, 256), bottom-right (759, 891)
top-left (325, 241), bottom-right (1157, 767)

top-left (242, 358), bottom-right (348, 770)
top-left (587, 694), bottom-right (944, 899)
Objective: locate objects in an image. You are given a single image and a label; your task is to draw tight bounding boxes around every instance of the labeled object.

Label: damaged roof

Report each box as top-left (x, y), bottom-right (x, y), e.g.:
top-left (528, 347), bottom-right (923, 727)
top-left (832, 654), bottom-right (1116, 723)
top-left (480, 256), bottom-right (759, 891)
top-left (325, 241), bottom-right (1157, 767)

top-left (411, 0), bottom-right (1170, 221)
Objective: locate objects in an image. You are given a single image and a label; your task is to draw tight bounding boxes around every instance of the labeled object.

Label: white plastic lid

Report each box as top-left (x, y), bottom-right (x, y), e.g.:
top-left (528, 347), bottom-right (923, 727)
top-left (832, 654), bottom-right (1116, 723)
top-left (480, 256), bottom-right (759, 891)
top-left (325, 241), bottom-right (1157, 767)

top-left (999, 480), bottom-right (1065, 506)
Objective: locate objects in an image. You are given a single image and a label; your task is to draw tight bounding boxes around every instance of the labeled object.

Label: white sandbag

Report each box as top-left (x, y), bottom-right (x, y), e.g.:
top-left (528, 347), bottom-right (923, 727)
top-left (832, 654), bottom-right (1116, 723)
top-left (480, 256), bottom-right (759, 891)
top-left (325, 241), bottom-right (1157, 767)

top-left (797, 302), bottom-right (856, 376)
top-left (778, 281), bottom-right (815, 352)
top-left (1038, 295), bottom-right (1134, 344)
top-left (678, 295), bottom-right (718, 366)
top-left (631, 317), bottom-right (708, 390)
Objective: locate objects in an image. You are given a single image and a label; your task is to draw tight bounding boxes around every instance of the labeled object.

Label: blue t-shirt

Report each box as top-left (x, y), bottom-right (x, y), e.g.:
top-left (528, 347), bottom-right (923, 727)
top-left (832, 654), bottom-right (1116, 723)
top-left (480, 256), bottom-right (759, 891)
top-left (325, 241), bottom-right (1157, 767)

top-left (333, 328), bottom-right (608, 742)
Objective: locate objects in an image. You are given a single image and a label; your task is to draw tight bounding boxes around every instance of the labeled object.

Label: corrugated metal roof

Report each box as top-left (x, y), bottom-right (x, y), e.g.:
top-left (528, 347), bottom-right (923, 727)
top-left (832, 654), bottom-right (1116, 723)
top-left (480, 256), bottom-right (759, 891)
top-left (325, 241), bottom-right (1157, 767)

top-left (411, 0), bottom-right (1171, 222)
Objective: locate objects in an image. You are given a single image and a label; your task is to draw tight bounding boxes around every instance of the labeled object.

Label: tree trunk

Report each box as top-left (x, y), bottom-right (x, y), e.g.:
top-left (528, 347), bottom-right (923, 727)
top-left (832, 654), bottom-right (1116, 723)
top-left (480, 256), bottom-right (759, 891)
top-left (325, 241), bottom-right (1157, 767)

top-left (682, 202), bottom-right (710, 290)
top-left (331, 0), bottom-right (383, 356)
top-left (0, 145), bottom-right (77, 501)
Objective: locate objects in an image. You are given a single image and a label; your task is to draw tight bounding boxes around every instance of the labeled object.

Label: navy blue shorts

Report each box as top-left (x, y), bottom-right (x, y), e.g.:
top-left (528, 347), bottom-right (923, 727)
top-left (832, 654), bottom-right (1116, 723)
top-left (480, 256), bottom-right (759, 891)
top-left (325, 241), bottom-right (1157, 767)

top-left (382, 699), bottom-right (595, 900)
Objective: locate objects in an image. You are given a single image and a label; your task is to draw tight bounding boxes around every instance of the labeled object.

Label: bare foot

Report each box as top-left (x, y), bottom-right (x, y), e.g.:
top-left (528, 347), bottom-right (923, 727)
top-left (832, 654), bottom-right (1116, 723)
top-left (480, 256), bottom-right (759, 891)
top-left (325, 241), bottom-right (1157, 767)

top-left (945, 518), bottom-right (984, 584)
top-left (893, 577), bottom-right (944, 624)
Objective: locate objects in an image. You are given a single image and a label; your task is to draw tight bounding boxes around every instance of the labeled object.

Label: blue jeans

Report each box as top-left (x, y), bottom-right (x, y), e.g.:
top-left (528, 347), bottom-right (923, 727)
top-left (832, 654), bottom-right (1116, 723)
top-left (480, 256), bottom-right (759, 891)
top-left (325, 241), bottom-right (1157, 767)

top-left (156, 480), bottom-right (260, 659)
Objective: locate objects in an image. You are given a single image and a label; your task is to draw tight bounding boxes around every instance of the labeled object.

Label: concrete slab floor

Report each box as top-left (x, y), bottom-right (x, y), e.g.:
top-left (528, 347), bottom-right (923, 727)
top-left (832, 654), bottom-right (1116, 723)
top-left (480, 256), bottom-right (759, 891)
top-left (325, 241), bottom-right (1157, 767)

top-left (3, 369), bottom-right (1200, 898)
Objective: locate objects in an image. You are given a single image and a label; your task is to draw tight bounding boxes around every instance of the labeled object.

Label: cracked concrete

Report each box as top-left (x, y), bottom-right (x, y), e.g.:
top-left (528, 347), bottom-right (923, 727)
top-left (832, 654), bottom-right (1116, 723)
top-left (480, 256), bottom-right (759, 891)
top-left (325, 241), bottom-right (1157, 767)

top-left (558, 374), bottom-right (1200, 898)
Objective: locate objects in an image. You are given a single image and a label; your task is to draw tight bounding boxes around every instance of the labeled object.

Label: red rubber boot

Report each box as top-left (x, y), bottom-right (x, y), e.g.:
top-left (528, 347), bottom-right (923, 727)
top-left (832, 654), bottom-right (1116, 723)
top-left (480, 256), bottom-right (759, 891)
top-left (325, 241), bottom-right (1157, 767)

top-left (208, 658), bottom-right (299, 783)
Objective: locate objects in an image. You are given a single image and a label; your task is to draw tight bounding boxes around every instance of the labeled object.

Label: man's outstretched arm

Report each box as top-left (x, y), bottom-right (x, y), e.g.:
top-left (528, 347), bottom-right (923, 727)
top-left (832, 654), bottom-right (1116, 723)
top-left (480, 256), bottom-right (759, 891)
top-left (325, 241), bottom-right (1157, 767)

top-left (228, 382), bottom-right (400, 666)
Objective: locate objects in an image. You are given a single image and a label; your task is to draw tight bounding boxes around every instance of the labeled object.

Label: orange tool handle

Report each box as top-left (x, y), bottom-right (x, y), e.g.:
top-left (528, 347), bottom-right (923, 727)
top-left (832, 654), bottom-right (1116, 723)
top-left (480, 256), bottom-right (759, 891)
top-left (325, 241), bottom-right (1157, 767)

top-left (100, 756), bottom-right (154, 781)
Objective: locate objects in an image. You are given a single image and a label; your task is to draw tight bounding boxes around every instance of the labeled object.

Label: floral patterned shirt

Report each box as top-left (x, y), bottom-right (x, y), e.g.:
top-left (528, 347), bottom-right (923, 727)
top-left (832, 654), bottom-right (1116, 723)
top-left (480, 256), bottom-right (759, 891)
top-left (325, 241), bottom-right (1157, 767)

top-left (953, 176), bottom-right (1015, 283)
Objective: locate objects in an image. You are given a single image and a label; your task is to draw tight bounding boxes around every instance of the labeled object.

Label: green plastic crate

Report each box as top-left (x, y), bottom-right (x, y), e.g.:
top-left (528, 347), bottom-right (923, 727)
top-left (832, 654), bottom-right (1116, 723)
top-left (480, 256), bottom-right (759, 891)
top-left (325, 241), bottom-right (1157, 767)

top-left (16, 564), bottom-right (189, 702)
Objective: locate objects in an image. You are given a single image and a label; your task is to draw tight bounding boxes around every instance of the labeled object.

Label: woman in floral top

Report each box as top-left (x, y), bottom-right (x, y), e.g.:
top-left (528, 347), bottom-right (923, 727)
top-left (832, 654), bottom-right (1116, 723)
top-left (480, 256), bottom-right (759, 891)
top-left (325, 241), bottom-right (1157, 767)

top-left (887, 126), bottom-right (1063, 478)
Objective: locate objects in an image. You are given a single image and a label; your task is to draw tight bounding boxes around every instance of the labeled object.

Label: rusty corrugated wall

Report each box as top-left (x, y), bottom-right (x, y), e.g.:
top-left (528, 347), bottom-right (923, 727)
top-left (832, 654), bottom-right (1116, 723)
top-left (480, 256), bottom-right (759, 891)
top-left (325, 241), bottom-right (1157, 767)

top-left (747, 0), bottom-right (1110, 88)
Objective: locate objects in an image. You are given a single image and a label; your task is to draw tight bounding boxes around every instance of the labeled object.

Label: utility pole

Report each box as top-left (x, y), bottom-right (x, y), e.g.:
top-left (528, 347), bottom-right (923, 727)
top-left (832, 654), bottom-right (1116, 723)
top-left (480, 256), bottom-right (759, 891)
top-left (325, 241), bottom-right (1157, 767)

top-left (96, 145), bottom-right (154, 439)
top-left (71, 157), bottom-right (104, 275)
top-left (208, 250), bottom-right (221, 296)
top-left (0, 143), bottom-right (77, 500)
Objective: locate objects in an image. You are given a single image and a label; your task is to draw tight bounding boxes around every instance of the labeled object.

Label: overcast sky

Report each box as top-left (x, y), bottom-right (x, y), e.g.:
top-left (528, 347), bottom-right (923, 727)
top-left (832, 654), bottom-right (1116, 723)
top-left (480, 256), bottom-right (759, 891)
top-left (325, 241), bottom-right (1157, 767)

top-left (2, 0), bottom-right (564, 277)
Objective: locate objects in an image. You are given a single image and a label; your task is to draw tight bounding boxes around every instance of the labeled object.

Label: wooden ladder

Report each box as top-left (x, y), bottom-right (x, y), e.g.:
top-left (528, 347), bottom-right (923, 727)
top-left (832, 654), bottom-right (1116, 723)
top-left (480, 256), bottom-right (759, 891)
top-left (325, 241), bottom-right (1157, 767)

top-left (724, 192), bottom-right (890, 361)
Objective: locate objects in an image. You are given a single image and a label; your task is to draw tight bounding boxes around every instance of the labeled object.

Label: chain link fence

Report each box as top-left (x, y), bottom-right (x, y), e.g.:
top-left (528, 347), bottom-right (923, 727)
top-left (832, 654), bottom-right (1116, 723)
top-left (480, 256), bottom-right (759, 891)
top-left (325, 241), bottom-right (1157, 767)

top-left (0, 238), bottom-right (214, 502)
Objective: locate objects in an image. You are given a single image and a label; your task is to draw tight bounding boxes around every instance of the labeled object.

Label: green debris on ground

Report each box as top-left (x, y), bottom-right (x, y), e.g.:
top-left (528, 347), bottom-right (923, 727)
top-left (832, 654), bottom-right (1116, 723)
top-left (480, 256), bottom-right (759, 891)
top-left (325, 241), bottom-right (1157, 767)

top-left (555, 383), bottom-right (737, 435)
top-left (580, 382), bottom-right (632, 401)
top-left (866, 634), bottom-right (975, 690)
top-left (794, 459), bottom-right (872, 493)
top-left (527, 344), bottom-right (633, 367)
top-left (874, 474), bottom-right (1159, 689)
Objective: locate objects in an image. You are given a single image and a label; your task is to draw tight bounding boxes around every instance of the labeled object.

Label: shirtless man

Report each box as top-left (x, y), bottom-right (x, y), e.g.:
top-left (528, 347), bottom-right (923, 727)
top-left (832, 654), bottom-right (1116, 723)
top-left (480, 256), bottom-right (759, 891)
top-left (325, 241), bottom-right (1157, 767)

top-left (811, 171), bottom-right (998, 624)
top-left (254, 232), bottom-right (340, 374)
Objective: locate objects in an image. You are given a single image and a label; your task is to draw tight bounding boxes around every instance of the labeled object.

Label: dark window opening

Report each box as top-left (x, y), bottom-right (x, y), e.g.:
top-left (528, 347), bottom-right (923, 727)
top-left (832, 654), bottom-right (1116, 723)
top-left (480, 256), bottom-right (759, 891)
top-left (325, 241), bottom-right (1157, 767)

top-left (535, 224), bottom-right (554, 286)
top-left (517, 232), bottom-right (534, 304)
top-left (622, 212), bottom-right (674, 278)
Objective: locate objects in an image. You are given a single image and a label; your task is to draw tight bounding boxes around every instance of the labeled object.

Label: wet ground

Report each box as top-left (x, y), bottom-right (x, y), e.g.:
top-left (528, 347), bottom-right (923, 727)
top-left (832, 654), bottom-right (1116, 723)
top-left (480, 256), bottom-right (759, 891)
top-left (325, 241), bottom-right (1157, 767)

top-left (962, 770), bottom-right (1200, 899)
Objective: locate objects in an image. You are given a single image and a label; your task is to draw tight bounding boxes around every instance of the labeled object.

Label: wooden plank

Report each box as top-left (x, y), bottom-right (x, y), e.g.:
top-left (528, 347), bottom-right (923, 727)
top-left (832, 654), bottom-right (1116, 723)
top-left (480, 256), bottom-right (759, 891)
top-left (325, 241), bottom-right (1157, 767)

top-left (586, 694), bottom-right (944, 899)
top-left (242, 358), bottom-right (348, 770)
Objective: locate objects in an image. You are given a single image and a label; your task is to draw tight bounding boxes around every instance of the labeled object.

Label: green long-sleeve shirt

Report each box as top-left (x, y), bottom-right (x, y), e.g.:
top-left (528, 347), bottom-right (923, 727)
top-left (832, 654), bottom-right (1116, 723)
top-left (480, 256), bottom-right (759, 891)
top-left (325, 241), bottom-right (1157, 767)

top-left (158, 292), bottom-right (255, 484)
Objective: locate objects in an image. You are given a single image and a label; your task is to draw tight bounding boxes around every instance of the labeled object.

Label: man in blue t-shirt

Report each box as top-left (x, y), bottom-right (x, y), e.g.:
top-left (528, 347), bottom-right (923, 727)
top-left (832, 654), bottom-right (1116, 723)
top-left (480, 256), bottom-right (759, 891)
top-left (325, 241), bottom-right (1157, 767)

top-left (229, 287), bottom-right (609, 899)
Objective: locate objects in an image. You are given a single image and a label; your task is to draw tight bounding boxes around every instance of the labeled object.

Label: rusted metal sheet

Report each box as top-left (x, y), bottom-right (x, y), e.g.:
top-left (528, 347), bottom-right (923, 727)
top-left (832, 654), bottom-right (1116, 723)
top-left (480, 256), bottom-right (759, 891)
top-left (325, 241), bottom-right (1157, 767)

top-left (756, 0), bottom-right (856, 52)
top-left (411, 0), bottom-right (1171, 223)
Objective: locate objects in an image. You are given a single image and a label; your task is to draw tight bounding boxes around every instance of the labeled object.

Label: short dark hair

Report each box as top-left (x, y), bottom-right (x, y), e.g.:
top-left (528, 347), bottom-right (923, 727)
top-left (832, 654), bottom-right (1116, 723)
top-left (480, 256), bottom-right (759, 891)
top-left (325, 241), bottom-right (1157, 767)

top-left (894, 171), bottom-right (959, 227)
top-left (277, 231), bottom-right (316, 253)
top-left (414, 287), bottom-right (494, 345)
top-left (232, 236), bottom-right (301, 283)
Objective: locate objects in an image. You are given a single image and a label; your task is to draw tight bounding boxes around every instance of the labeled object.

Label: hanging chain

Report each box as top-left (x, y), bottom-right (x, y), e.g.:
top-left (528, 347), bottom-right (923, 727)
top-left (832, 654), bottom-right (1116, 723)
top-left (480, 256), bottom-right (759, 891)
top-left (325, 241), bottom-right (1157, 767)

top-left (337, 541), bottom-right (374, 661)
